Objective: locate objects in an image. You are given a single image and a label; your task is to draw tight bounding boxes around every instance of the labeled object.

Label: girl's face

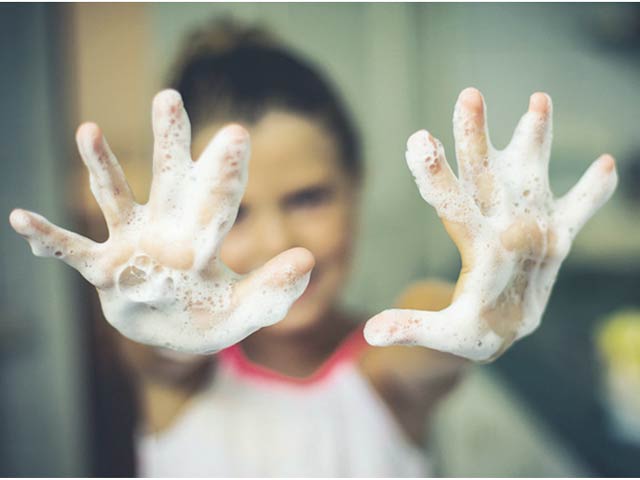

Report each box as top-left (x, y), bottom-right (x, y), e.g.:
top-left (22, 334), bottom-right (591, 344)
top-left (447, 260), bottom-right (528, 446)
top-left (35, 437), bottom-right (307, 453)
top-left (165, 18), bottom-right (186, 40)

top-left (192, 111), bottom-right (360, 335)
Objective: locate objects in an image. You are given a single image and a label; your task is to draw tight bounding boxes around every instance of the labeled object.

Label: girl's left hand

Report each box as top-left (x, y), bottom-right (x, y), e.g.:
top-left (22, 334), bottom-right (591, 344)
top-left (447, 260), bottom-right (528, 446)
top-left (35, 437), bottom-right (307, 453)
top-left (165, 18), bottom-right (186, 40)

top-left (364, 88), bottom-right (618, 362)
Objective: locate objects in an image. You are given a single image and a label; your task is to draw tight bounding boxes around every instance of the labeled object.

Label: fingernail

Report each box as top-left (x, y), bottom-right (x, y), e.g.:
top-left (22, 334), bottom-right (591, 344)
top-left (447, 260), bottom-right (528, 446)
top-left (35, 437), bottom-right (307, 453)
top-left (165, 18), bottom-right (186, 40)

top-left (599, 154), bottom-right (615, 173)
top-left (459, 87), bottom-right (484, 112)
top-left (529, 92), bottom-right (550, 114)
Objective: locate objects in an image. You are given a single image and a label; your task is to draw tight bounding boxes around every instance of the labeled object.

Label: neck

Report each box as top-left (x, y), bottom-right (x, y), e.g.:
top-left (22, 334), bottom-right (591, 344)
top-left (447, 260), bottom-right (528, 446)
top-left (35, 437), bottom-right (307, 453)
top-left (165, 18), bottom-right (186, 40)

top-left (240, 307), bottom-right (358, 378)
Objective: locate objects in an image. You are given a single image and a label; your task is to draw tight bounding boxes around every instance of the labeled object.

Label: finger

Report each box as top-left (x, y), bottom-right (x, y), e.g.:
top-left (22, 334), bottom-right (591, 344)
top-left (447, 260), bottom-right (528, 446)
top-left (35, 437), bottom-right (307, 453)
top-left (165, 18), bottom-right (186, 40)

top-left (193, 124), bottom-right (250, 229)
top-left (151, 89), bottom-right (192, 171)
top-left (232, 247), bottom-right (315, 329)
top-left (406, 129), bottom-right (479, 223)
top-left (76, 123), bottom-right (135, 229)
top-left (149, 89), bottom-right (192, 211)
top-left (236, 247), bottom-right (314, 299)
top-left (453, 87), bottom-right (490, 176)
top-left (9, 208), bottom-right (98, 276)
top-left (363, 303), bottom-right (504, 362)
top-left (554, 154), bottom-right (618, 237)
top-left (453, 88), bottom-right (496, 213)
top-left (507, 92), bottom-right (553, 166)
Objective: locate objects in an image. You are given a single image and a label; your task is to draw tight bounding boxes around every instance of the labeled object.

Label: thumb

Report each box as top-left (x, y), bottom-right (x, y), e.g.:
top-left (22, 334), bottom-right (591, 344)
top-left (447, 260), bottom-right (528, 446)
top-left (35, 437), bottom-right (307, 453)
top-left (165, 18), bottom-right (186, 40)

top-left (233, 247), bottom-right (315, 330)
top-left (364, 301), bottom-right (505, 362)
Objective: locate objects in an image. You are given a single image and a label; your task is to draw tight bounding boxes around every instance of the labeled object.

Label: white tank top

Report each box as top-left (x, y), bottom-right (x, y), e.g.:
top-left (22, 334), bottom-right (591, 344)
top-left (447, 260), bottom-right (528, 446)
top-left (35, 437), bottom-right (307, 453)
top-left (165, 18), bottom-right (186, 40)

top-left (136, 327), bottom-right (431, 477)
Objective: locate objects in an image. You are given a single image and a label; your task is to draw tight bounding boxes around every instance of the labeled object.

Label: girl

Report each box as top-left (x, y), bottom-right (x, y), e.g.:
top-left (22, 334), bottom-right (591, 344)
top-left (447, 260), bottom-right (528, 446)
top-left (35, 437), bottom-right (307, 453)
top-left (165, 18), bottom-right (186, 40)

top-left (9, 19), bottom-right (617, 477)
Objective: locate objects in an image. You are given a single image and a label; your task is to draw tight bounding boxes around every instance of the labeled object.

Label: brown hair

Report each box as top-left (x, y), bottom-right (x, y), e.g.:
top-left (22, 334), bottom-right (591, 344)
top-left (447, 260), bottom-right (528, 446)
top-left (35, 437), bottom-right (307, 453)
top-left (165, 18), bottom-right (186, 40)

top-left (168, 17), bottom-right (363, 181)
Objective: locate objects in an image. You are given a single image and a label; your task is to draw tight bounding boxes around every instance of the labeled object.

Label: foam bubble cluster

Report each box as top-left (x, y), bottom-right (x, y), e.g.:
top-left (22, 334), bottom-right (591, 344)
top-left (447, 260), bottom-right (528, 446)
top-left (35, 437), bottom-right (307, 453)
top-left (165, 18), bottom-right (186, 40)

top-left (9, 89), bottom-right (312, 354)
top-left (365, 88), bottom-right (618, 362)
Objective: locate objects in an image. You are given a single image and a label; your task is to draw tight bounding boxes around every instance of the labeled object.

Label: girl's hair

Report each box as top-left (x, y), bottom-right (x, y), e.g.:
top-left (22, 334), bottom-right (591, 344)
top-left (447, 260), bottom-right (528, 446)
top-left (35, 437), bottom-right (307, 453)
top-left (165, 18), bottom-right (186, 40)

top-left (167, 18), bottom-right (362, 180)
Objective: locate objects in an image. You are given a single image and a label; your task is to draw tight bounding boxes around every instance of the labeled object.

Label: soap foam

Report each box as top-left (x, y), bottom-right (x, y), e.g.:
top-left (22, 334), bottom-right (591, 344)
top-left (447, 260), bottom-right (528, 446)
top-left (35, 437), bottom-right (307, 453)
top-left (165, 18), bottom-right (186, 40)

top-left (11, 89), bottom-right (311, 354)
top-left (365, 90), bottom-right (618, 361)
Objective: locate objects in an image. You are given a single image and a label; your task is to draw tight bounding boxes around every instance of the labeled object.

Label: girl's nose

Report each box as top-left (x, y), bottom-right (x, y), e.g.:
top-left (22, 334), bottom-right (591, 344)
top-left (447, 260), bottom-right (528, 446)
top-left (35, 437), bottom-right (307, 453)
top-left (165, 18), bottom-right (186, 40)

top-left (256, 210), bottom-right (294, 260)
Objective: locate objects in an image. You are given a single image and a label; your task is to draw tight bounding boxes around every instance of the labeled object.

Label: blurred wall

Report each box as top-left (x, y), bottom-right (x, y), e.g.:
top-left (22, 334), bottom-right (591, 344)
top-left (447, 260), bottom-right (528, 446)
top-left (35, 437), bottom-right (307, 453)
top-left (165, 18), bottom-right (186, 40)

top-left (0, 4), bottom-right (87, 476)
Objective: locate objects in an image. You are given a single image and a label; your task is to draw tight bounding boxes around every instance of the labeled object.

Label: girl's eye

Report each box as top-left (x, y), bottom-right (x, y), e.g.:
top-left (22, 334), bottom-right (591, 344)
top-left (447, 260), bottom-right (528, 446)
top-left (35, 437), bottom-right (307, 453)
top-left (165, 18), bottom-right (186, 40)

top-left (283, 186), bottom-right (334, 210)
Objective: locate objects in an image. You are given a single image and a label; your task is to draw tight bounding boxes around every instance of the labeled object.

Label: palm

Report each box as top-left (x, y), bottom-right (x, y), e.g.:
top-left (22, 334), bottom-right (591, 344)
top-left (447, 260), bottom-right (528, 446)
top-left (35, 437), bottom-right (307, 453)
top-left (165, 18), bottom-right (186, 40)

top-left (364, 88), bottom-right (618, 362)
top-left (10, 90), bottom-right (314, 354)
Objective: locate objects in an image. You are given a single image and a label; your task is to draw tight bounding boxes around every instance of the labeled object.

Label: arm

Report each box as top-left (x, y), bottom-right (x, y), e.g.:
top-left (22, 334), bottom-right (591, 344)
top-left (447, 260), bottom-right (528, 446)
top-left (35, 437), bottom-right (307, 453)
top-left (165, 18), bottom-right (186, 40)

top-left (118, 339), bottom-right (216, 433)
top-left (361, 88), bottom-right (617, 444)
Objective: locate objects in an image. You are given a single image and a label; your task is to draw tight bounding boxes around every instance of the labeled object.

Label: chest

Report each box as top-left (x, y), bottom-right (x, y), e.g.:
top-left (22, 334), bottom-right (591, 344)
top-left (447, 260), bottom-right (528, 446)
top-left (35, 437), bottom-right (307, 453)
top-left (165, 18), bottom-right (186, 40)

top-left (137, 361), bottom-right (429, 477)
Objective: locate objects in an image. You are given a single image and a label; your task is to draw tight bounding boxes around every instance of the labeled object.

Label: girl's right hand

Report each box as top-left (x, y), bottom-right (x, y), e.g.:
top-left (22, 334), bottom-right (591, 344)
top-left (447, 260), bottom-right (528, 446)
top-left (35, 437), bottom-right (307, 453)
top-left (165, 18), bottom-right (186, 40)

top-left (10, 90), bottom-right (314, 354)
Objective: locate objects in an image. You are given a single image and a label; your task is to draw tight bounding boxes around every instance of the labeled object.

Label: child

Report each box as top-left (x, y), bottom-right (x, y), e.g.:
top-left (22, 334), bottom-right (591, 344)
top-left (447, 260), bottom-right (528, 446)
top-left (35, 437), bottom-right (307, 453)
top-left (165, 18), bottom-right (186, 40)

top-left (9, 20), bottom-right (617, 476)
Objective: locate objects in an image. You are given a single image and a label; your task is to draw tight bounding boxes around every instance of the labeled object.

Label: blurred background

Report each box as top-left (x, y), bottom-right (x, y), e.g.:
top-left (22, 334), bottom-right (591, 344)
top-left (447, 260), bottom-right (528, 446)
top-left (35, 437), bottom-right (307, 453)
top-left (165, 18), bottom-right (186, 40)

top-left (1, 2), bottom-right (639, 477)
